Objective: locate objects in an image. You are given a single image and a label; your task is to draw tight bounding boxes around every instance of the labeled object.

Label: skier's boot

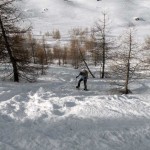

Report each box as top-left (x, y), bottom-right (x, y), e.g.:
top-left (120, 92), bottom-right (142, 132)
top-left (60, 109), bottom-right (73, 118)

top-left (76, 86), bottom-right (79, 89)
top-left (84, 88), bottom-right (88, 91)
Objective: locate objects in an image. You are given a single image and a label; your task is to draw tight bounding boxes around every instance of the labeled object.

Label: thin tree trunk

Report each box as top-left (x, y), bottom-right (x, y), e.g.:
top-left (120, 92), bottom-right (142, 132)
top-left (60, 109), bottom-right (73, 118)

top-left (125, 62), bottom-right (130, 94)
top-left (125, 31), bottom-right (132, 94)
top-left (78, 47), bottom-right (95, 78)
top-left (101, 13), bottom-right (106, 78)
top-left (43, 37), bottom-right (48, 65)
top-left (0, 16), bottom-right (19, 82)
top-left (101, 40), bottom-right (105, 78)
top-left (31, 43), bottom-right (36, 64)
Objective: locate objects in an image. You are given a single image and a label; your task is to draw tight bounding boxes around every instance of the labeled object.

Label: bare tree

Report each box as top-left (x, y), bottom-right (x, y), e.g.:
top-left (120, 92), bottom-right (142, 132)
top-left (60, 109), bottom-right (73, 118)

top-left (0, 0), bottom-right (37, 82)
top-left (42, 35), bottom-right (48, 64)
top-left (93, 12), bottom-right (112, 78)
top-left (69, 28), bottom-right (95, 78)
top-left (0, 2), bottom-right (19, 81)
top-left (52, 29), bottom-right (61, 40)
top-left (36, 44), bottom-right (47, 75)
top-left (47, 47), bottom-right (53, 64)
top-left (112, 29), bottom-right (140, 94)
top-left (62, 46), bottom-right (68, 65)
top-left (69, 37), bottom-right (80, 68)
top-left (84, 29), bottom-right (100, 66)
top-left (143, 36), bottom-right (150, 76)
top-left (26, 32), bottom-right (37, 64)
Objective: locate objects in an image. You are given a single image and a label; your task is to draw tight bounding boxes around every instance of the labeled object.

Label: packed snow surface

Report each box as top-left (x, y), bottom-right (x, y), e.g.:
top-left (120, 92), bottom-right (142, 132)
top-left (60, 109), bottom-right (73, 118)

top-left (0, 65), bottom-right (150, 150)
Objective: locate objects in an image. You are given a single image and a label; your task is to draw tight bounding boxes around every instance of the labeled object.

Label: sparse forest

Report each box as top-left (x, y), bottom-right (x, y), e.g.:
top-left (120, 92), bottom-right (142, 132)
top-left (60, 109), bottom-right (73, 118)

top-left (1, 1), bottom-right (150, 150)
top-left (0, 0), bottom-right (149, 94)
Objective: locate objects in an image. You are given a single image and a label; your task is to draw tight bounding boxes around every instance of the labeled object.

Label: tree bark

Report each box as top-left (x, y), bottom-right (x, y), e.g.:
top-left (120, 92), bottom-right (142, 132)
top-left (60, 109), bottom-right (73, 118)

top-left (0, 16), bottom-right (19, 82)
top-left (43, 36), bottom-right (48, 65)
top-left (101, 13), bottom-right (106, 78)
top-left (125, 30), bottom-right (132, 94)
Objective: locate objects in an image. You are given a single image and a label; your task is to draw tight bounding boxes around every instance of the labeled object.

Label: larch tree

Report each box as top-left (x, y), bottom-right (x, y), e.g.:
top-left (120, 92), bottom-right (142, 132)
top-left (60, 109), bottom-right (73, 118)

top-left (69, 28), bottom-right (95, 78)
top-left (0, 0), bottom-right (19, 82)
top-left (143, 36), bottom-right (150, 76)
top-left (112, 29), bottom-right (140, 94)
top-left (0, 0), bottom-right (37, 82)
top-left (93, 12), bottom-right (112, 78)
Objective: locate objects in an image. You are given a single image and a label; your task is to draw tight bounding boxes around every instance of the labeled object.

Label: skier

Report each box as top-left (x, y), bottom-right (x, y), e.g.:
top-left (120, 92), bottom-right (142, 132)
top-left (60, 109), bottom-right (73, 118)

top-left (76, 69), bottom-right (88, 90)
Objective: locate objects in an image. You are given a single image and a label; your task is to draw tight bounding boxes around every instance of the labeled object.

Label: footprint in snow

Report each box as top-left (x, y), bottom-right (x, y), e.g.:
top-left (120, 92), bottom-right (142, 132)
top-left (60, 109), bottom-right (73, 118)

top-left (52, 110), bottom-right (65, 116)
top-left (53, 104), bottom-right (62, 109)
top-left (51, 102), bottom-right (76, 116)
top-left (65, 102), bottom-right (76, 107)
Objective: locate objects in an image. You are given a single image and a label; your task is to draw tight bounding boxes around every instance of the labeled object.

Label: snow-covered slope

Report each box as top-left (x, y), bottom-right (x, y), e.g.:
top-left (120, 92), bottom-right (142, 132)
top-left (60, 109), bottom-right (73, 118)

top-left (0, 65), bottom-right (150, 150)
top-left (1, 1), bottom-right (150, 149)
top-left (19, 0), bottom-right (150, 39)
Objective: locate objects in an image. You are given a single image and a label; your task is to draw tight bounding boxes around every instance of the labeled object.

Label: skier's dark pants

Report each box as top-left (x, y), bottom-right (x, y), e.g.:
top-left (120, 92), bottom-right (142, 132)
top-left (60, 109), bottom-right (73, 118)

top-left (77, 78), bottom-right (87, 90)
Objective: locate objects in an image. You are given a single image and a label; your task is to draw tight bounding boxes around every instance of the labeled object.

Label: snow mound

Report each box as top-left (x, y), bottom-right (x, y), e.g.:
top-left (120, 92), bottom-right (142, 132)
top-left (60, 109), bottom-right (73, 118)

top-left (0, 65), bottom-right (150, 150)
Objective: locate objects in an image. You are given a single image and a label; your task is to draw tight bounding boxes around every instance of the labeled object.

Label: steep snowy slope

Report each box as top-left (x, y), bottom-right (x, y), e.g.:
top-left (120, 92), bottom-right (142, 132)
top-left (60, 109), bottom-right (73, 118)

top-left (0, 65), bottom-right (150, 150)
top-left (19, 0), bottom-right (150, 39)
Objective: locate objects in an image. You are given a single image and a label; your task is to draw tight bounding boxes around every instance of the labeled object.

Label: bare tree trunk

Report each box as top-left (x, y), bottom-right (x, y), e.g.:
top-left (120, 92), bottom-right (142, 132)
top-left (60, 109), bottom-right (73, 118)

top-left (125, 62), bottom-right (130, 94)
top-left (31, 42), bottom-right (36, 64)
top-left (94, 12), bottom-right (109, 79)
top-left (28, 33), bottom-right (36, 64)
top-left (0, 16), bottom-right (19, 82)
top-left (42, 36), bottom-right (48, 64)
top-left (101, 39), bottom-right (106, 78)
top-left (125, 31), bottom-right (132, 94)
top-left (78, 47), bottom-right (95, 78)
top-left (101, 13), bottom-right (106, 78)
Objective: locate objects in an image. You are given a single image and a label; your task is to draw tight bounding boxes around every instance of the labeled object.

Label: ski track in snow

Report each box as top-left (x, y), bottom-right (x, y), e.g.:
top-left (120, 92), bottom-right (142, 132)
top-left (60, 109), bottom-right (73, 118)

top-left (0, 65), bottom-right (150, 150)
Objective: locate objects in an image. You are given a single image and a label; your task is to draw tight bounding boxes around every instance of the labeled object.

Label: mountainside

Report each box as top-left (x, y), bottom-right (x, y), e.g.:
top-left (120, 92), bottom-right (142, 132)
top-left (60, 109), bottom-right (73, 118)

top-left (19, 0), bottom-right (150, 39)
top-left (0, 1), bottom-right (150, 150)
